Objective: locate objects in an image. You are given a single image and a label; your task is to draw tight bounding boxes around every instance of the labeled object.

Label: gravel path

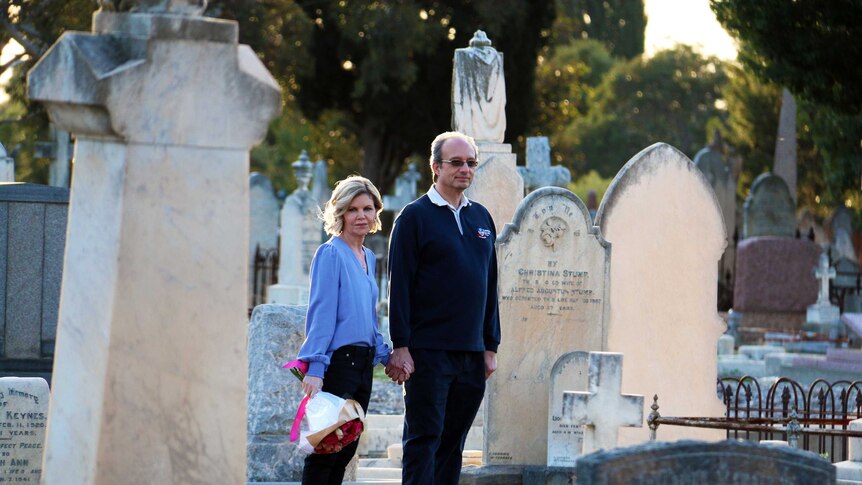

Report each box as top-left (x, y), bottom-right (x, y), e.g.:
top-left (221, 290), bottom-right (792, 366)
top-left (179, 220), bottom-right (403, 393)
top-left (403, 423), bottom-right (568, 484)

top-left (368, 378), bottom-right (405, 415)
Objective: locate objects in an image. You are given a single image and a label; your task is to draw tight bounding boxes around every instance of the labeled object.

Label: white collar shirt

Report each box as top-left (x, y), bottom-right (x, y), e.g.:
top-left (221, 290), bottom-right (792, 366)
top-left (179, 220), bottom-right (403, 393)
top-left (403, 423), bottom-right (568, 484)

top-left (427, 186), bottom-right (471, 235)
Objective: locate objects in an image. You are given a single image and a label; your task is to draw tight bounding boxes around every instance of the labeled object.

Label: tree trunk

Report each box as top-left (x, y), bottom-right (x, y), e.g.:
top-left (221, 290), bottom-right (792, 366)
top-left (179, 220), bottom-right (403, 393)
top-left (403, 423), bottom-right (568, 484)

top-left (359, 121), bottom-right (413, 195)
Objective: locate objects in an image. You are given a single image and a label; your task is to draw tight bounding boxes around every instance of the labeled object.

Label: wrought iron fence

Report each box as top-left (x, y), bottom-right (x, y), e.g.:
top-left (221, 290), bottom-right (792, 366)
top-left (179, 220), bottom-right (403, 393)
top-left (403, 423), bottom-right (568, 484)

top-left (250, 244), bottom-right (279, 315)
top-left (648, 376), bottom-right (862, 463)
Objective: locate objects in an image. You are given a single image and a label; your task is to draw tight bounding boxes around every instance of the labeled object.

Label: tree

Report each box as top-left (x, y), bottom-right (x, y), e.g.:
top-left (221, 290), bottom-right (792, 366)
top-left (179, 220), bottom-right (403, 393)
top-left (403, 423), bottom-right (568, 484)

top-left (555, 45), bottom-right (728, 177)
top-left (216, 0), bottom-right (556, 192)
top-left (551, 0), bottom-right (646, 59)
top-left (711, 0), bottom-right (862, 115)
top-left (531, 39), bottom-right (615, 139)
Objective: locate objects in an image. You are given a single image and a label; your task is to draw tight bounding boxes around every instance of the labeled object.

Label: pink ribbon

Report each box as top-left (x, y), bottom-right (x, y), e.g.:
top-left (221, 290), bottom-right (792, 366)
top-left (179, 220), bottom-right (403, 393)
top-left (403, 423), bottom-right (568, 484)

top-left (290, 395), bottom-right (310, 443)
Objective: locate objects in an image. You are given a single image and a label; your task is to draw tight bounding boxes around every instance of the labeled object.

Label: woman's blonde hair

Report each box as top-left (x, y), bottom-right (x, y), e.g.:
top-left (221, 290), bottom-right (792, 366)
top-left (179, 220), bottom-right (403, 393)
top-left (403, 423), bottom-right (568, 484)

top-left (322, 175), bottom-right (384, 235)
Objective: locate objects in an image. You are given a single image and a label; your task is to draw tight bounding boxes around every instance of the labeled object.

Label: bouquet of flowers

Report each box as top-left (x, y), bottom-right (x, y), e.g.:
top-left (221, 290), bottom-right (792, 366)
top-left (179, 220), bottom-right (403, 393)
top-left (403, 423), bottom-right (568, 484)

top-left (283, 359), bottom-right (365, 454)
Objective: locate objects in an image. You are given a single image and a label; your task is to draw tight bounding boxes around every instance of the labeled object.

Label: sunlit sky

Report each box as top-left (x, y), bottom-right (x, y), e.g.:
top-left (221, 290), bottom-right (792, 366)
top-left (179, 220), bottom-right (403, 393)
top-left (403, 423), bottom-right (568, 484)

top-left (0, 1), bottom-right (737, 104)
top-left (644, 0), bottom-right (738, 60)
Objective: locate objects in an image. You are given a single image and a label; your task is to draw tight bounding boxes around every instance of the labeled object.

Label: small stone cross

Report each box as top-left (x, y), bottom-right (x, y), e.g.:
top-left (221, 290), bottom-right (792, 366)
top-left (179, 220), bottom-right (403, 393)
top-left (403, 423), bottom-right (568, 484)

top-left (561, 352), bottom-right (644, 453)
top-left (814, 251), bottom-right (836, 305)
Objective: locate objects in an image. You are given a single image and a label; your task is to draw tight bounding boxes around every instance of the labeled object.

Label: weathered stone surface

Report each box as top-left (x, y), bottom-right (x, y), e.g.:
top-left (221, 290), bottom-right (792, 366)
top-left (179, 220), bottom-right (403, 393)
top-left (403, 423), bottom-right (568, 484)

top-left (465, 142), bottom-right (524, 233)
top-left (0, 377), bottom-right (49, 481)
top-left (561, 352), bottom-right (643, 454)
top-left (547, 352), bottom-right (588, 467)
top-left (773, 88), bottom-right (797, 201)
top-left (459, 465), bottom-right (524, 485)
top-left (0, 143), bottom-right (12, 182)
top-left (452, 31), bottom-right (506, 143)
top-left (30, 8), bottom-right (281, 484)
top-left (247, 304), bottom-right (307, 482)
top-left (693, 138), bottom-right (736, 286)
top-left (487, 187), bottom-right (608, 466)
top-left (733, 237), bottom-right (819, 312)
top-left (249, 172), bottom-right (280, 305)
top-left (596, 143), bottom-right (726, 445)
top-left (518, 137), bottom-right (571, 194)
top-left (575, 440), bottom-right (834, 484)
top-left (742, 173), bottom-right (796, 239)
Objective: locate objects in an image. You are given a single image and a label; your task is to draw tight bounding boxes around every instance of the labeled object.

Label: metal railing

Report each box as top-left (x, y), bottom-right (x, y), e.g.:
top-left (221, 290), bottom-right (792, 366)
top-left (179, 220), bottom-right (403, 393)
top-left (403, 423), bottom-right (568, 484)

top-left (647, 377), bottom-right (862, 463)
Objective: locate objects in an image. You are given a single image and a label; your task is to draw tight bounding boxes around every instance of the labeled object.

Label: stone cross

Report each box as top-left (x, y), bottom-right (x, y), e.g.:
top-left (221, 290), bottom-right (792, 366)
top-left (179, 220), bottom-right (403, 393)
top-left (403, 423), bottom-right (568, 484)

top-left (517, 137), bottom-right (571, 194)
top-left (383, 163), bottom-right (421, 212)
top-left (561, 352), bottom-right (643, 453)
top-left (814, 251), bottom-right (836, 305)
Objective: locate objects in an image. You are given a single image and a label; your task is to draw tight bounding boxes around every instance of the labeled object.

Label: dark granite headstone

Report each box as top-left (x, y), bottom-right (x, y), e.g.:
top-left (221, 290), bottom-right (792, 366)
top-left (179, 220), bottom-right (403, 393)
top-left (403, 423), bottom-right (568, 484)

top-left (575, 440), bottom-right (834, 485)
top-left (0, 183), bottom-right (68, 382)
top-left (742, 173), bottom-right (796, 239)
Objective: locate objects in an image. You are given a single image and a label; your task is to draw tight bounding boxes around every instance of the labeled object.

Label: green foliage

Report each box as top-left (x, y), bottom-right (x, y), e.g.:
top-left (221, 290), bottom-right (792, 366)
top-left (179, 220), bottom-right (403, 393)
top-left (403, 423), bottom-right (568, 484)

top-left (711, 0), bottom-right (862, 115)
top-left (569, 169), bottom-right (612, 206)
top-left (219, 0), bottom-right (556, 192)
top-left (556, 45), bottom-right (728, 177)
top-left (551, 0), bottom-right (646, 59)
top-left (532, 39), bottom-right (614, 138)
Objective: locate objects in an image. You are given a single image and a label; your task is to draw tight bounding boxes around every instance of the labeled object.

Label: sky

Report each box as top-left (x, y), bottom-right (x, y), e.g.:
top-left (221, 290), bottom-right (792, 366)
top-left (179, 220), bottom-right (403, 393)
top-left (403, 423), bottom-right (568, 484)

top-left (644, 0), bottom-right (738, 60)
top-left (0, 1), bottom-right (737, 104)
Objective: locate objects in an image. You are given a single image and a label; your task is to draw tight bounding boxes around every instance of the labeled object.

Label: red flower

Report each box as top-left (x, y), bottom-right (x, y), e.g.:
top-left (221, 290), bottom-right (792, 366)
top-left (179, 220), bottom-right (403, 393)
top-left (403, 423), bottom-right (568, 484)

top-left (313, 419), bottom-right (365, 454)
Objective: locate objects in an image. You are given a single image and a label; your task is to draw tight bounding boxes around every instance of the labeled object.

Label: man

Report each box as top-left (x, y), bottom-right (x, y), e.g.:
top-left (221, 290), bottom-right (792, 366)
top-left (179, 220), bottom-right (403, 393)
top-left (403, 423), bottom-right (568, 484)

top-left (387, 131), bottom-right (500, 484)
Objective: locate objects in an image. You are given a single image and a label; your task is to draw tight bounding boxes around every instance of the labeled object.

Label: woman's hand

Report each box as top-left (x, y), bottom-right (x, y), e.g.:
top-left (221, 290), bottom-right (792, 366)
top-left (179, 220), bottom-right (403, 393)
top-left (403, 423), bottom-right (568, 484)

top-left (302, 376), bottom-right (323, 398)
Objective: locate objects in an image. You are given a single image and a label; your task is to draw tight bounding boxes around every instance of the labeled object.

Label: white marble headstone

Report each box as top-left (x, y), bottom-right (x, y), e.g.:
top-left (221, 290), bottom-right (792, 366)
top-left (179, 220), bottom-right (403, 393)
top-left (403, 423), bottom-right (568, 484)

top-left (596, 143), bottom-right (726, 445)
top-left (0, 143), bottom-right (13, 182)
top-left (485, 187), bottom-right (609, 466)
top-left (547, 352), bottom-right (589, 467)
top-left (0, 377), bottom-right (49, 482)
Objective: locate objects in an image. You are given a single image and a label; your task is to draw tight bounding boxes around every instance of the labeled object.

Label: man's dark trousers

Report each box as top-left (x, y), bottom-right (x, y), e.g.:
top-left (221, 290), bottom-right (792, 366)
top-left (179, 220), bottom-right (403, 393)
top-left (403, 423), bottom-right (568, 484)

top-left (401, 349), bottom-right (486, 485)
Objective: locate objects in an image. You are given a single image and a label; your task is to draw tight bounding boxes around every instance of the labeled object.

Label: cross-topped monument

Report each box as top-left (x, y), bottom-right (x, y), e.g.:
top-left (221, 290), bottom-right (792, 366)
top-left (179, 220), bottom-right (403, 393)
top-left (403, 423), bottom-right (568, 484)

top-left (517, 136), bottom-right (571, 194)
top-left (383, 163), bottom-right (421, 213)
top-left (561, 352), bottom-right (644, 453)
top-left (814, 251), bottom-right (836, 305)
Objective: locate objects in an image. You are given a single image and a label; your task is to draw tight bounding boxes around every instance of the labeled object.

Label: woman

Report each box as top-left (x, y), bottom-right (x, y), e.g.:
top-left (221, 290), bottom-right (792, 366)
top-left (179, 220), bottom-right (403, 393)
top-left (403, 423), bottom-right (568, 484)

top-left (297, 175), bottom-right (392, 484)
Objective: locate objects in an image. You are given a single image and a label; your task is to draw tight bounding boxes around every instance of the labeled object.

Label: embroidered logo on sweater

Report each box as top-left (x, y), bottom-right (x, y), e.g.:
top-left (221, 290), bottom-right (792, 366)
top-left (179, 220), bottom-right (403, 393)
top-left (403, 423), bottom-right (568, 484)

top-left (477, 228), bottom-right (491, 239)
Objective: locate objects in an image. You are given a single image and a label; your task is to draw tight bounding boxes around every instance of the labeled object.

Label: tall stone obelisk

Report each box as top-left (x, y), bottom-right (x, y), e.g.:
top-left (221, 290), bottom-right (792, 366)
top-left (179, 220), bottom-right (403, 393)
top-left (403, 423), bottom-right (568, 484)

top-left (28, 1), bottom-right (281, 483)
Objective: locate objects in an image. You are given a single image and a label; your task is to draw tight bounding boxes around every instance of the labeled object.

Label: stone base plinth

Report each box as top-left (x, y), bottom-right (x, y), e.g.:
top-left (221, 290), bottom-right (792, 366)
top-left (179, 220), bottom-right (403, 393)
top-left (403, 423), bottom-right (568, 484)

top-left (807, 303), bottom-right (840, 325)
top-left (459, 465), bottom-right (524, 485)
top-left (247, 435), bottom-right (304, 483)
top-left (268, 284), bottom-right (309, 305)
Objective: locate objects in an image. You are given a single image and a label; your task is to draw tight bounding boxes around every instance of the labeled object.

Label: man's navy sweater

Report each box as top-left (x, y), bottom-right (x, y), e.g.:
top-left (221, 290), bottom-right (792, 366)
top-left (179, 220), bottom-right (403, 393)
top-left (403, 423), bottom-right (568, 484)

top-left (388, 194), bottom-right (501, 353)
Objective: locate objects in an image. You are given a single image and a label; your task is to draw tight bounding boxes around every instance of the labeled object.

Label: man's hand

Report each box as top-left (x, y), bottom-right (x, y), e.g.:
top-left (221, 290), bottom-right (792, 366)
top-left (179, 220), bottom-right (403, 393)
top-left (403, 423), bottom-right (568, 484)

top-left (302, 375), bottom-right (323, 398)
top-left (386, 347), bottom-right (414, 384)
top-left (483, 351), bottom-right (497, 379)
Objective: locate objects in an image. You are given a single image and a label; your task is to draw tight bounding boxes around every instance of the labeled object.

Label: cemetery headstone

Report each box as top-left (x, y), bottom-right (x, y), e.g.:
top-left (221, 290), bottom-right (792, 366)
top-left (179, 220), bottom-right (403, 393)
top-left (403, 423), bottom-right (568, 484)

top-left (835, 418), bottom-right (862, 482)
top-left (249, 172), bottom-right (280, 306)
top-left (48, 126), bottom-right (71, 189)
top-left (561, 352), bottom-right (643, 454)
top-left (0, 377), bottom-right (49, 483)
top-left (575, 439), bottom-right (834, 484)
top-left (732, 237), bottom-right (819, 334)
top-left (247, 304), bottom-right (308, 482)
top-left (596, 143), bottom-right (726, 445)
top-left (0, 183), bottom-right (68, 380)
top-left (546, 351), bottom-right (589, 467)
top-left (383, 163), bottom-right (421, 213)
top-left (454, 31), bottom-right (523, 232)
top-left (804, 251), bottom-right (841, 337)
top-left (486, 187), bottom-right (609, 466)
top-left (742, 173), bottom-right (796, 239)
top-left (28, 2), bottom-right (281, 483)
top-left (268, 150), bottom-right (325, 305)
top-left (773, 88), bottom-right (797, 201)
top-left (311, 159), bottom-right (331, 209)
top-left (518, 137), bottom-right (571, 194)
top-left (832, 205), bottom-right (857, 262)
top-left (0, 143), bottom-right (13, 182)
top-left (693, 131), bottom-right (736, 289)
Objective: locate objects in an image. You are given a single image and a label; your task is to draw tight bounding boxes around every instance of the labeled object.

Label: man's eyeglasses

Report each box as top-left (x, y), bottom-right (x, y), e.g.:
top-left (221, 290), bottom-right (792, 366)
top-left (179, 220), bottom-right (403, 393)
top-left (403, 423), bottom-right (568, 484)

top-left (439, 159), bottom-right (479, 168)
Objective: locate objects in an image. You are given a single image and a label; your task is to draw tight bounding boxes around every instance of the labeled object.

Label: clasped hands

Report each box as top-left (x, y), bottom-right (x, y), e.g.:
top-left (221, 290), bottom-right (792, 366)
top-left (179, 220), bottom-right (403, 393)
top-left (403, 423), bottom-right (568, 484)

top-left (385, 347), bottom-right (414, 384)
